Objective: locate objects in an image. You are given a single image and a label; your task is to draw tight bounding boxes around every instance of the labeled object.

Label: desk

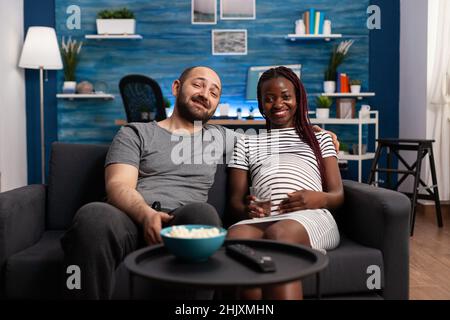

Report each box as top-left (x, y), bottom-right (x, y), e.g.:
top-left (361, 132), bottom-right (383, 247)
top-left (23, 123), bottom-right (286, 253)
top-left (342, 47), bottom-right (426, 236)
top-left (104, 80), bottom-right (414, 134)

top-left (125, 239), bottom-right (328, 299)
top-left (115, 111), bottom-right (378, 182)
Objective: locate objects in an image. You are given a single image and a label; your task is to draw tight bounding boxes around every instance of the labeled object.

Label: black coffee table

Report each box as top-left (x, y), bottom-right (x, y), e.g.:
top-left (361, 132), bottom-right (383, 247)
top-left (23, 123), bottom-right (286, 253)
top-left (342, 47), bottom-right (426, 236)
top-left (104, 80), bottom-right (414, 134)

top-left (125, 239), bottom-right (328, 299)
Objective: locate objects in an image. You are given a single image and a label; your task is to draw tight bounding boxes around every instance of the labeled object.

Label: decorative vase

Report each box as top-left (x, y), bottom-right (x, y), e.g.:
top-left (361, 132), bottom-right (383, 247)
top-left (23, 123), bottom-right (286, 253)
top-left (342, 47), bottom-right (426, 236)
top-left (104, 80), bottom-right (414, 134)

top-left (295, 19), bottom-right (306, 35)
top-left (140, 111), bottom-right (150, 121)
top-left (63, 81), bottom-right (77, 94)
top-left (76, 81), bottom-right (94, 94)
top-left (323, 81), bottom-right (336, 93)
top-left (323, 20), bottom-right (332, 35)
top-left (316, 108), bottom-right (330, 119)
top-left (351, 85), bottom-right (361, 94)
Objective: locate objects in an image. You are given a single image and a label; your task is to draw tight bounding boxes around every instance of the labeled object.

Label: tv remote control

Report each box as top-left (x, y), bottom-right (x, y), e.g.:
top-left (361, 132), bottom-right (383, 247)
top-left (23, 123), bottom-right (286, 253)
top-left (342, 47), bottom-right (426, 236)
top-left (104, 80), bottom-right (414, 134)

top-left (226, 244), bottom-right (276, 273)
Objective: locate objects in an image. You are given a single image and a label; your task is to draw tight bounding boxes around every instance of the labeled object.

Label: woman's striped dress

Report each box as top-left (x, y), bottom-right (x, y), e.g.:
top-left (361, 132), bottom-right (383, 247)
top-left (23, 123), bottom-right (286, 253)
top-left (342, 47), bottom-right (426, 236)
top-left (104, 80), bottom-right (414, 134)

top-left (228, 128), bottom-right (340, 253)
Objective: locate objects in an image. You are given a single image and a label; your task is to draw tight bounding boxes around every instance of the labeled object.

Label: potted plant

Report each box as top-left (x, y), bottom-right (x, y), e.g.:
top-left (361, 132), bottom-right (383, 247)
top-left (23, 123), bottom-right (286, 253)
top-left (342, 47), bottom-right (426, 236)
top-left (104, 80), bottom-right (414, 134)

top-left (61, 37), bottom-right (82, 93)
top-left (248, 106), bottom-right (255, 119)
top-left (350, 79), bottom-right (362, 93)
top-left (315, 96), bottom-right (332, 119)
top-left (323, 40), bottom-right (354, 93)
top-left (139, 106), bottom-right (150, 121)
top-left (96, 8), bottom-right (136, 35)
top-left (164, 97), bottom-right (172, 109)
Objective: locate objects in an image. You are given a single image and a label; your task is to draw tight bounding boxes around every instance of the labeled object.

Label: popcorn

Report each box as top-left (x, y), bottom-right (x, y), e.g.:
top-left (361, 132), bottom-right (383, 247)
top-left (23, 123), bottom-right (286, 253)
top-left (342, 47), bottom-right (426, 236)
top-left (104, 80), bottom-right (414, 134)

top-left (167, 226), bottom-right (221, 238)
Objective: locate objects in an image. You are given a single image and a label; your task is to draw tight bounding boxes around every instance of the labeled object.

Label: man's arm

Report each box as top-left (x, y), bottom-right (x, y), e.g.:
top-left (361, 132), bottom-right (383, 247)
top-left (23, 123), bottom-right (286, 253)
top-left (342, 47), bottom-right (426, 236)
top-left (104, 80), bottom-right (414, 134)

top-left (312, 125), bottom-right (340, 152)
top-left (105, 163), bottom-right (172, 244)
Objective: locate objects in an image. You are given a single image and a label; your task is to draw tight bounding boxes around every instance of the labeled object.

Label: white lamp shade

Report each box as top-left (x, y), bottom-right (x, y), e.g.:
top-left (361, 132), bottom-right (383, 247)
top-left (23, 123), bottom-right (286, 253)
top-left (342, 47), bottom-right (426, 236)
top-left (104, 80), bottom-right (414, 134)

top-left (19, 26), bottom-right (63, 70)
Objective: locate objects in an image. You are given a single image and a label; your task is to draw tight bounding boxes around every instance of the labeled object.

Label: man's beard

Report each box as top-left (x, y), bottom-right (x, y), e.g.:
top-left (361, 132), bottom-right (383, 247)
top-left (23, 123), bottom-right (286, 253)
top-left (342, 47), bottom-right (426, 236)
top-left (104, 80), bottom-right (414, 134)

top-left (176, 95), bottom-right (214, 124)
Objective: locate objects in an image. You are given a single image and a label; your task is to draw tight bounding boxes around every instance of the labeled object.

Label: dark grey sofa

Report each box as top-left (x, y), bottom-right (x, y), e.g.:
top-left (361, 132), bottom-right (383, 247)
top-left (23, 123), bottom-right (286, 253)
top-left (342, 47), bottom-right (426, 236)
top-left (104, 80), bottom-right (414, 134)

top-left (0, 142), bottom-right (411, 299)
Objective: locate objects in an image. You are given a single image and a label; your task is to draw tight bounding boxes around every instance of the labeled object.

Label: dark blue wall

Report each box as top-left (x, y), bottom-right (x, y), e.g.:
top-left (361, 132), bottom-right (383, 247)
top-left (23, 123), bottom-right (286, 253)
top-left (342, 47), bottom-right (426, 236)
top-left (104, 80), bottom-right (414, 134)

top-left (24, 0), bottom-right (400, 184)
top-left (24, 0), bottom-right (58, 184)
top-left (55, 0), bottom-right (369, 144)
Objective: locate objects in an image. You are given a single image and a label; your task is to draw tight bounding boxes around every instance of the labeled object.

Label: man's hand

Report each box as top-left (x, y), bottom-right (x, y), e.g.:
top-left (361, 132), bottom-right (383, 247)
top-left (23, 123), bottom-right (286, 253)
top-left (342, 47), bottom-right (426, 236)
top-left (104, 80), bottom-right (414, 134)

top-left (278, 190), bottom-right (326, 214)
top-left (312, 125), bottom-right (340, 152)
top-left (142, 211), bottom-right (173, 245)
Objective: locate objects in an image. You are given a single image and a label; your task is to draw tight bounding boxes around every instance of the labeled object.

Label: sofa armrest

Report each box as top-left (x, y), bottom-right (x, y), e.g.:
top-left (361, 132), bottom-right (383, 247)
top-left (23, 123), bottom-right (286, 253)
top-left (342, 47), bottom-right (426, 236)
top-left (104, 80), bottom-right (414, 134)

top-left (0, 185), bottom-right (46, 267)
top-left (337, 180), bottom-right (410, 299)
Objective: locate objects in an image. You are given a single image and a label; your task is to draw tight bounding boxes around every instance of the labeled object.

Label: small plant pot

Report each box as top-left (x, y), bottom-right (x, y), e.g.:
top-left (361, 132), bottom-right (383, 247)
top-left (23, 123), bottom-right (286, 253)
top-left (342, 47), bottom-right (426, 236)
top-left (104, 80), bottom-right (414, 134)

top-left (316, 108), bottom-right (330, 119)
top-left (96, 19), bottom-right (136, 35)
top-left (140, 112), bottom-right (150, 121)
top-left (351, 144), bottom-right (367, 155)
top-left (63, 81), bottom-right (77, 94)
top-left (323, 81), bottom-right (336, 93)
top-left (350, 85), bottom-right (361, 94)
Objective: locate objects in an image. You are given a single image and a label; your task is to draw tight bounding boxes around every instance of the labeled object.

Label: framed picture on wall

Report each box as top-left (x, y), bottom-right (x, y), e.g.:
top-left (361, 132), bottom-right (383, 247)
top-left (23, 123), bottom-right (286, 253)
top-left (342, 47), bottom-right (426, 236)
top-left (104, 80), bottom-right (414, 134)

top-left (220, 0), bottom-right (256, 20)
top-left (336, 98), bottom-right (356, 119)
top-left (192, 0), bottom-right (217, 24)
top-left (212, 29), bottom-right (247, 55)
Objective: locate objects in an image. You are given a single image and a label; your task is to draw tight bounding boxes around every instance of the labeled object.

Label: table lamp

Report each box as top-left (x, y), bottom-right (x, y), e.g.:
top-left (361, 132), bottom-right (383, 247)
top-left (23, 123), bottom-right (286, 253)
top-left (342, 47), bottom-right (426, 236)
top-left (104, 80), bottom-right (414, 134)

top-left (19, 27), bottom-right (63, 184)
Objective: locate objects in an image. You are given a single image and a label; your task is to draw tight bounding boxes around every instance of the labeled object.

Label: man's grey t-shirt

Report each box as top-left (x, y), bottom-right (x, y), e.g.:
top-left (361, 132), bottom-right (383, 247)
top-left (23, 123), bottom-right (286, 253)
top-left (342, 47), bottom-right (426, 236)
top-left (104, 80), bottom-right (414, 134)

top-left (105, 121), bottom-right (236, 211)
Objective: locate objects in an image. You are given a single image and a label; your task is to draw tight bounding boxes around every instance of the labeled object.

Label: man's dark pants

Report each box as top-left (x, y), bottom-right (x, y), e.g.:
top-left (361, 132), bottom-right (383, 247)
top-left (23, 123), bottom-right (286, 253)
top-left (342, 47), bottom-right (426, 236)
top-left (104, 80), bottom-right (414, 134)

top-left (60, 202), bottom-right (222, 299)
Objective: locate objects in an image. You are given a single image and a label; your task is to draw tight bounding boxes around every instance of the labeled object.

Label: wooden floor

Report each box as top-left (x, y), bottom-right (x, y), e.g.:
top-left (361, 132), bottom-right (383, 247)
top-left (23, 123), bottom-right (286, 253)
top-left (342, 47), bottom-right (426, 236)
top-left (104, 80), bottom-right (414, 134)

top-left (409, 204), bottom-right (450, 300)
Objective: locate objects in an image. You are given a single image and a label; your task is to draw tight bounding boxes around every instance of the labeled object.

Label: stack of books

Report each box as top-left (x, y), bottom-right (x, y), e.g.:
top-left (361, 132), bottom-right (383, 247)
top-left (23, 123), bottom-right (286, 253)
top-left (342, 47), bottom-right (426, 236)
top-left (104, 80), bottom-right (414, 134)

top-left (337, 73), bottom-right (350, 93)
top-left (302, 9), bottom-right (326, 35)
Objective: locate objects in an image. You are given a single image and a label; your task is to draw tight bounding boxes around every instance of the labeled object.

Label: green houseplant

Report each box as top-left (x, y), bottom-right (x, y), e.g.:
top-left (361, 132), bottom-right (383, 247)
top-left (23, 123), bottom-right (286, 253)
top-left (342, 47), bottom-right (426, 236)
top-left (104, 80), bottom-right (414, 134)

top-left (350, 79), bottom-right (362, 93)
top-left (96, 8), bottom-right (136, 35)
top-left (60, 37), bottom-right (82, 93)
top-left (315, 96), bottom-right (332, 119)
top-left (323, 40), bottom-right (354, 93)
top-left (163, 97), bottom-right (172, 109)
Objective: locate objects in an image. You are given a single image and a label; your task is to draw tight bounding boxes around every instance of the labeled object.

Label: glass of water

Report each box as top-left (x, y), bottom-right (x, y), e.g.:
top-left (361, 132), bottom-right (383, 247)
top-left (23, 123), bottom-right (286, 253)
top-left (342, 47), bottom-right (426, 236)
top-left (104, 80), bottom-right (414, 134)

top-left (249, 185), bottom-right (272, 217)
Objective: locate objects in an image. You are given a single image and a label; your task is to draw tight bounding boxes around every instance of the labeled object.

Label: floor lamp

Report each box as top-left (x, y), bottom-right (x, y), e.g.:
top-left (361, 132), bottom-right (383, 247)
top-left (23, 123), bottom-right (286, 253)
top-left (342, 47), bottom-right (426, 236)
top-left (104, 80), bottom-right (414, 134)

top-left (19, 27), bottom-right (62, 184)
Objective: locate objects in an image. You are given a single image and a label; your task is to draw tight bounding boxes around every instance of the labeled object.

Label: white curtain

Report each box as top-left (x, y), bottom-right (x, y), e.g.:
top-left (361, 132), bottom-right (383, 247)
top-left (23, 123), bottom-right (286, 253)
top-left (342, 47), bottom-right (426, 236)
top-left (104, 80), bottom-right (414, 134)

top-left (428, 0), bottom-right (450, 201)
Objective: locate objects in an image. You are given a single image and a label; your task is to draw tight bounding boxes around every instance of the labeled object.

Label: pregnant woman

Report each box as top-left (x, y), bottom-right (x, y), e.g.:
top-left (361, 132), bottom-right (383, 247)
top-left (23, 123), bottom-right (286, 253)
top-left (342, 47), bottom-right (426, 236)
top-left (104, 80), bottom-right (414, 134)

top-left (227, 66), bottom-right (344, 300)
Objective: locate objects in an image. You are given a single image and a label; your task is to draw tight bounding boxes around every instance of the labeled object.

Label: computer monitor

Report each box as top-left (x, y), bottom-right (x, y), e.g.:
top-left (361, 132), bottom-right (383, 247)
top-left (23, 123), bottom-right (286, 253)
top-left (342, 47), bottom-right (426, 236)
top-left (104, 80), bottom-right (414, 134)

top-left (245, 64), bottom-right (302, 101)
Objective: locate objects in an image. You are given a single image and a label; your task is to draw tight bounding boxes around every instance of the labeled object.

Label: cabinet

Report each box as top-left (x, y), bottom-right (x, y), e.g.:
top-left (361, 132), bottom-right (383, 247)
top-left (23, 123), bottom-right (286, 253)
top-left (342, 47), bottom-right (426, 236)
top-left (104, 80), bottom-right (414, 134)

top-left (310, 110), bottom-right (379, 183)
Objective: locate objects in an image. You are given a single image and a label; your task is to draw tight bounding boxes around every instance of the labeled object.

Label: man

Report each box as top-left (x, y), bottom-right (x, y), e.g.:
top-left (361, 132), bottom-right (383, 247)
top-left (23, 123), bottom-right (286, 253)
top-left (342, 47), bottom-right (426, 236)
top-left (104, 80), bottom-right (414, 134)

top-left (61, 66), bottom-right (338, 299)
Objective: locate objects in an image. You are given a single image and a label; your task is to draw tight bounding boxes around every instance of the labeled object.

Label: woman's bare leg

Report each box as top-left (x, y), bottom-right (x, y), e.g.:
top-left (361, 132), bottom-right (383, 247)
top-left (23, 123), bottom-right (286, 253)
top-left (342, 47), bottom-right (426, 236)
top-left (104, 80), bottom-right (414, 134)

top-left (227, 223), bottom-right (272, 300)
top-left (262, 220), bottom-right (312, 300)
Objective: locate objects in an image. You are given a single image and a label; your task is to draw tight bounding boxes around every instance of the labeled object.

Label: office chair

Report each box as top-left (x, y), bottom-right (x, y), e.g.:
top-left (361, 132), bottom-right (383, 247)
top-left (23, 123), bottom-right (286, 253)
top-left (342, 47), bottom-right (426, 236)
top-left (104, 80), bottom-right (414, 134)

top-left (119, 74), bottom-right (166, 123)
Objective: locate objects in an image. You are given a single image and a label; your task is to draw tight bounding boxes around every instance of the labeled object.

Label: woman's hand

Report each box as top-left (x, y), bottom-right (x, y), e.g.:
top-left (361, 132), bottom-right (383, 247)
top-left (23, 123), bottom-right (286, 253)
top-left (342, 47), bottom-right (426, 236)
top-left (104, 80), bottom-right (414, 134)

top-left (278, 190), bottom-right (327, 214)
top-left (246, 195), bottom-right (270, 218)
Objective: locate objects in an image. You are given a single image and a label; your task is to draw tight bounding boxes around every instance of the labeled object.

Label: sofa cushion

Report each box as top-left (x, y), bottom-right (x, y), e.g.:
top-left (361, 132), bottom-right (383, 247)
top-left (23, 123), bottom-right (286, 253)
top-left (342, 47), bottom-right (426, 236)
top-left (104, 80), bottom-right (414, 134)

top-left (47, 143), bottom-right (109, 230)
top-left (302, 235), bottom-right (384, 297)
top-left (5, 231), bottom-right (65, 299)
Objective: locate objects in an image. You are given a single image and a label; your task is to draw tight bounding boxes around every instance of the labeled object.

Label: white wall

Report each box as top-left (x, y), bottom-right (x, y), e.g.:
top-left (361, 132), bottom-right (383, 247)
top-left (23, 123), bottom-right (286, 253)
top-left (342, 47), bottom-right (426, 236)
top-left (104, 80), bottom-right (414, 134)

top-left (399, 0), bottom-right (428, 140)
top-left (398, 0), bottom-right (429, 192)
top-left (0, 0), bottom-right (28, 191)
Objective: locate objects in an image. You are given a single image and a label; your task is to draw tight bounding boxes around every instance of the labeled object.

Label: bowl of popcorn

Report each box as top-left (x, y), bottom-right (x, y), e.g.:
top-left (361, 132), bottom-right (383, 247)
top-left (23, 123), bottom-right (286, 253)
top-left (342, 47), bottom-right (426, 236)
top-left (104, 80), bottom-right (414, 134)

top-left (160, 225), bottom-right (227, 262)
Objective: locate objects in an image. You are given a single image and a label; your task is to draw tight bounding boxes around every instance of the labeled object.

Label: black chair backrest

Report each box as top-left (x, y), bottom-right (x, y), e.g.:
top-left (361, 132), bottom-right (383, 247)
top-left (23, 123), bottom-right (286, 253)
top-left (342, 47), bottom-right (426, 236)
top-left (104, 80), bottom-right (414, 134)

top-left (119, 74), bottom-right (166, 123)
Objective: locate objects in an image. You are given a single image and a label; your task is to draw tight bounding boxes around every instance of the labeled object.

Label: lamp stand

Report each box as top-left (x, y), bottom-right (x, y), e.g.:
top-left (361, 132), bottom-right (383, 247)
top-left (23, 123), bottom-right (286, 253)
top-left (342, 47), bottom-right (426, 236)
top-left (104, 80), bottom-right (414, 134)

top-left (39, 66), bottom-right (45, 184)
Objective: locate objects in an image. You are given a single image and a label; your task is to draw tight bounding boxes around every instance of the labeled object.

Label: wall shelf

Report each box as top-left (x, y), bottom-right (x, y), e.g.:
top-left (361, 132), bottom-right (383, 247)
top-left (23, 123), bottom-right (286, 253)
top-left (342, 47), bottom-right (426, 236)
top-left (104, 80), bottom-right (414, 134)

top-left (285, 34), bottom-right (342, 42)
top-left (85, 34), bottom-right (143, 40)
top-left (321, 92), bottom-right (375, 100)
top-left (57, 93), bottom-right (115, 100)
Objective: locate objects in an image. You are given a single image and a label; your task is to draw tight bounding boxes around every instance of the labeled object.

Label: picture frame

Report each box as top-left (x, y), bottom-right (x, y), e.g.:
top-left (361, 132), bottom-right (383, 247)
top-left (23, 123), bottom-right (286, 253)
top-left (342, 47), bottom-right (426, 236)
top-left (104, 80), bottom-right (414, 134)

top-left (220, 0), bottom-right (256, 20)
top-left (336, 98), bottom-right (356, 119)
top-left (192, 0), bottom-right (217, 25)
top-left (212, 29), bottom-right (247, 55)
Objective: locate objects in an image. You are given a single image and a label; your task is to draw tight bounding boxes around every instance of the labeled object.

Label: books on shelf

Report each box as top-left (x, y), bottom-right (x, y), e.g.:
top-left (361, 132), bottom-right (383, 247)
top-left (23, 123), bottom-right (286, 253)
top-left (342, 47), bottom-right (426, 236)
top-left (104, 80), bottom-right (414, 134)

top-left (309, 8), bottom-right (315, 34)
top-left (303, 11), bottom-right (310, 35)
top-left (338, 73), bottom-right (350, 93)
top-left (301, 9), bottom-right (326, 35)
